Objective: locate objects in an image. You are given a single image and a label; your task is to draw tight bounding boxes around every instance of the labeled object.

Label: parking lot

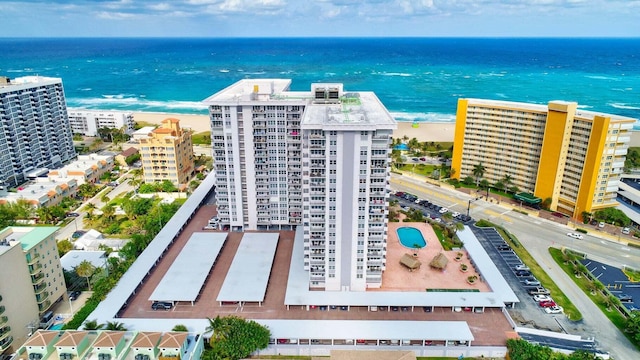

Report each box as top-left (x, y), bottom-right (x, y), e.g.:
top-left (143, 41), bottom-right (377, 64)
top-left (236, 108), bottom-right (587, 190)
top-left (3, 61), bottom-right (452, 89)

top-left (391, 191), bottom-right (474, 225)
top-left (580, 258), bottom-right (638, 311)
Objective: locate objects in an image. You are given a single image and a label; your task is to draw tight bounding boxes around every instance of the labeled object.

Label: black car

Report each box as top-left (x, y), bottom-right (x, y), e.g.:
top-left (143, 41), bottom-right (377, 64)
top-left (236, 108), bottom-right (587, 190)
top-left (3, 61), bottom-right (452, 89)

top-left (66, 212), bottom-right (80, 218)
top-left (69, 291), bottom-right (81, 301)
top-left (617, 294), bottom-right (633, 303)
top-left (515, 270), bottom-right (532, 277)
top-left (151, 301), bottom-right (173, 310)
top-left (71, 230), bottom-right (86, 239)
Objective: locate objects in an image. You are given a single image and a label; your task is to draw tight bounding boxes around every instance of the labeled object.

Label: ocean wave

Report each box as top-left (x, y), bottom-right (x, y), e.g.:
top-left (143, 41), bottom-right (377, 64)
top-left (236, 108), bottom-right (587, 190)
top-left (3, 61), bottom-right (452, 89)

top-left (390, 111), bottom-right (456, 123)
top-left (77, 88), bottom-right (92, 91)
top-left (176, 70), bottom-right (203, 75)
top-left (609, 102), bottom-right (640, 110)
top-left (68, 96), bottom-right (208, 112)
top-left (585, 75), bottom-right (620, 81)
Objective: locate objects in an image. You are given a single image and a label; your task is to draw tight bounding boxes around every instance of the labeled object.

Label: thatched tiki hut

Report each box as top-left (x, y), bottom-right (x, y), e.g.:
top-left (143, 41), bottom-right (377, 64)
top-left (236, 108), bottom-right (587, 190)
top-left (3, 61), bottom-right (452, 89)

top-left (429, 252), bottom-right (449, 271)
top-left (399, 253), bottom-right (421, 272)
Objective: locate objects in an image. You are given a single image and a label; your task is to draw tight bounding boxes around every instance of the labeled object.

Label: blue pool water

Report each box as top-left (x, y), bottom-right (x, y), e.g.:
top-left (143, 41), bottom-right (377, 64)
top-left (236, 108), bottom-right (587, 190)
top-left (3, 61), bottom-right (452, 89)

top-left (397, 227), bottom-right (427, 249)
top-left (49, 323), bottom-right (64, 330)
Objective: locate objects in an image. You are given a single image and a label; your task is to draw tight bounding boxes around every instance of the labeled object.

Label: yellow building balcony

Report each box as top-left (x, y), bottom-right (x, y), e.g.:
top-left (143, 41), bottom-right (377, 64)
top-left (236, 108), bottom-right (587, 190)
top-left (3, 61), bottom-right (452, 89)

top-left (0, 316), bottom-right (7, 326)
top-left (0, 306), bottom-right (4, 316)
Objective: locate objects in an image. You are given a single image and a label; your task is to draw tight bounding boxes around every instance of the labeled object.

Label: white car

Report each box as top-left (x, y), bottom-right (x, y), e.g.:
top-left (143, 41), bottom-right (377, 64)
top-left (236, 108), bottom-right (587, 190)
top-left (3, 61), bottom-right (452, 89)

top-left (598, 221), bottom-right (605, 228)
top-left (533, 295), bottom-right (552, 302)
top-left (544, 306), bottom-right (564, 314)
top-left (566, 232), bottom-right (583, 240)
top-left (439, 207), bottom-right (449, 214)
top-left (451, 211), bottom-right (460, 218)
top-left (415, 199), bottom-right (423, 204)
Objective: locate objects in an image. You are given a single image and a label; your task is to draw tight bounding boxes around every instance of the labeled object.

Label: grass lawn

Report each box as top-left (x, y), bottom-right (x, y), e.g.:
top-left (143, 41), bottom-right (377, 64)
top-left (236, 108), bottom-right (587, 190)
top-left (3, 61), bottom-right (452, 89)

top-left (398, 163), bottom-right (437, 177)
top-left (192, 131), bottom-right (211, 145)
top-left (475, 221), bottom-right (582, 321)
top-left (135, 121), bottom-right (157, 128)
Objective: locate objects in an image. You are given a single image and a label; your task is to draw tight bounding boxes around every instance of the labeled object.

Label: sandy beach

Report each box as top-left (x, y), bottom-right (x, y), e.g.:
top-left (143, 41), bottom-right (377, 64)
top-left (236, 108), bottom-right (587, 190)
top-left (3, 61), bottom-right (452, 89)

top-left (132, 112), bottom-right (457, 142)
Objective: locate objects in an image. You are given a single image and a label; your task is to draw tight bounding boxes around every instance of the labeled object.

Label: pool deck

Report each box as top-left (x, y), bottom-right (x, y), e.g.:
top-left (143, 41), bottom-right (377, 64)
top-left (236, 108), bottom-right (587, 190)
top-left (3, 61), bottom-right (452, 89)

top-left (375, 222), bottom-right (491, 293)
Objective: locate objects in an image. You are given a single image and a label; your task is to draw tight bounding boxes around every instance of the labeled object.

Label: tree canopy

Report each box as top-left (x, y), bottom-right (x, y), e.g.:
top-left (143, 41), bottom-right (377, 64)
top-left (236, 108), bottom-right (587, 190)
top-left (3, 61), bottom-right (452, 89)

top-left (203, 316), bottom-right (270, 360)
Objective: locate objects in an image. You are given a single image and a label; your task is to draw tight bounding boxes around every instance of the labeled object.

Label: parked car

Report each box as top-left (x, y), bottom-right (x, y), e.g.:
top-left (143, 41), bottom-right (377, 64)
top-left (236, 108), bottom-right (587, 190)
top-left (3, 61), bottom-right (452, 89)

top-left (412, 158), bottom-right (419, 162)
top-left (533, 294), bottom-right (552, 302)
top-left (451, 211), bottom-right (460, 218)
top-left (617, 294), bottom-right (633, 303)
top-left (151, 301), bottom-right (173, 310)
top-left (598, 221), bottom-right (605, 228)
top-left (622, 227), bottom-right (631, 235)
top-left (395, 191), bottom-right (405, 197)
top-left (524, 278), bottom-right (541, 286)
top-left (515, 270), bottom-right (532, 277)
top-left (419, 157), bottom-right (427, 162)
top-left (567, 232), bottom-right (584, 240)
top-left (514, 264), bottom-right (530, 271)
top-left (544, 306), bottom-right (564, 314)
top-left (527, 287), bottom-right (551, 295)
top-left (69, 291), bottom-right (81, 301)
top-left (71, 230), bottom-right (86, 239)
top-left (539, 300), bottom-right (557, 308)
top-left (439, 207), bottom-right (449, 214)
top-left (65, 212), bottom-right (80, 218)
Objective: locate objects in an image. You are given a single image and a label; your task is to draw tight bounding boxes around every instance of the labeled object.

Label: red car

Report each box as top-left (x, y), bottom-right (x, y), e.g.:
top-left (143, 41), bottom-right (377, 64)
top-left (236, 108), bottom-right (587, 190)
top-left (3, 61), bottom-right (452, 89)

top-left (539, 300), bottom-right (557, 308)
top-left (395, 191), bottom-right (405, 197)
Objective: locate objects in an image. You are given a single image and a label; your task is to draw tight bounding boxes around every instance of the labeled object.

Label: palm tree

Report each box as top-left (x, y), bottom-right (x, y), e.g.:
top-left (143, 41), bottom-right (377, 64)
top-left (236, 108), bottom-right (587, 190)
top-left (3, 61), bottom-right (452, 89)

top-left (36, 206), bottom-right (54, 224)
top-left (502, 174), bottom-right (513, 192)
top-left (83, 319), bottom-right (104, 330)
top-left (104, 321), bottom-right (127, 331)
top-left (205, 316), bottom-right (229, 344)
top-left (84, 202), bottom-right (97, 216)
top-left (76, 260), bottom-right (96, 291)
top-left (102, 204), bottom-right (116, 222)
top-left (472, 162), bottom-right (486, 186)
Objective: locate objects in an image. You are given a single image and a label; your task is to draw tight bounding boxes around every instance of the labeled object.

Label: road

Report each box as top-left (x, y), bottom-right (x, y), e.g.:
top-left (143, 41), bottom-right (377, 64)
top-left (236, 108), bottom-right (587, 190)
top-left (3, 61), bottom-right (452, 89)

top-left (391, 173), bottom-right (640, 359)
top-left (56, 179), bottom-right (136, 241)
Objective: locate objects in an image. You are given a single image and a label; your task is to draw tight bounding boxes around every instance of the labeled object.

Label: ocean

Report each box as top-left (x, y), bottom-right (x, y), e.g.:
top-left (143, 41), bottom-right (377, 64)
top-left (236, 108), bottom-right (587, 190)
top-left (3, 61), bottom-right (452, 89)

top-left (1, 37), bottom-right (639, 126)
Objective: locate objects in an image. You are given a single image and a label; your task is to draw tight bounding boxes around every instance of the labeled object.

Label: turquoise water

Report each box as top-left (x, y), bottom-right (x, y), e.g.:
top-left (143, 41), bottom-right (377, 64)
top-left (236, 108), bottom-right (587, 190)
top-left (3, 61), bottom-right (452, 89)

top-left (49, 323), bottom-right (64, 330)
top-left (0, 38), bottom-right (638, 126)
top-left (397, 227), bottom-right (427, 249)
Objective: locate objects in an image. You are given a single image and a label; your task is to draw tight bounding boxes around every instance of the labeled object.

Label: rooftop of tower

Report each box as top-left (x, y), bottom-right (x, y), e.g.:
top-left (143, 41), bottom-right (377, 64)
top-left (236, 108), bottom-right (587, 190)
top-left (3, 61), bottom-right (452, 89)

top-left (202, 79), bottom-right (397, 128)
top-left (0, 75), bottom-right (62, 93)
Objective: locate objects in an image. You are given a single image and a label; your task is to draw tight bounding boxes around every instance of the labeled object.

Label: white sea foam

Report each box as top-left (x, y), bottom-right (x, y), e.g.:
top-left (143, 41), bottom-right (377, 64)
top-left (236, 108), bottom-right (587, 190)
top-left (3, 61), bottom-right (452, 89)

top-left (176, 70), bottom-right (203, 75)
top-left (381, 72), bottom-right (413, 77)
top-left (609, 102), bottom-right (640, 110)
top-left (78, 88), bottom-right (92, 91)
top-left (69, 96), bottom-right (208, 112)
top-left (219, 69), bottom-right (230, 73)
top-left (585, 75), bottom-right (620, 81)
top-left (390, 111), bottom-right (456, 123)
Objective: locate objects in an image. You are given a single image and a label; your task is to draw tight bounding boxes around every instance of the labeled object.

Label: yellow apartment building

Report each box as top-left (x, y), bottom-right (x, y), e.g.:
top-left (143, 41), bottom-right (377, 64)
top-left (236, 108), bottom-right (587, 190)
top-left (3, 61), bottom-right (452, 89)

top-left (139, 118), bottom-right (195, 187)
top-left (452, 99), bottom-right (637, 219)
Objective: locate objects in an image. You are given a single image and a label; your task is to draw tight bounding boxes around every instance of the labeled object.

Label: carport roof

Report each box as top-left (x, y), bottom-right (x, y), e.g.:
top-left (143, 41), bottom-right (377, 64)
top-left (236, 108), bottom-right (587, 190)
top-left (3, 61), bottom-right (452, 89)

top-left (150, 232), bottom-right (227, 302)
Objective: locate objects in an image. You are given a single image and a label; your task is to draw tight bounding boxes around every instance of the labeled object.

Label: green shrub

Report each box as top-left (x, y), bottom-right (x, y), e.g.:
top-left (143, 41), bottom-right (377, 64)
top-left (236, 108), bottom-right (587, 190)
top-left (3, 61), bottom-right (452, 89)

top-left (576, 228), bottom-right (587, 234)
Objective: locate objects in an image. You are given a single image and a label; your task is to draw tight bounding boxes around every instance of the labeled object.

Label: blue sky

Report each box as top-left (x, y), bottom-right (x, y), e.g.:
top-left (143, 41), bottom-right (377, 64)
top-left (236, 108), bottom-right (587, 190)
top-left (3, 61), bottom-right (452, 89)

top-left (1, 0), bottom-right (639, 37)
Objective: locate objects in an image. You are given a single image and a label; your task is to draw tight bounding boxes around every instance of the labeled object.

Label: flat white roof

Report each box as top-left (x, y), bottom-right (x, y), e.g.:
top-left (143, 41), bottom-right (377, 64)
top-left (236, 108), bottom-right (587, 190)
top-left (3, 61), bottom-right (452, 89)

top-left (261, 319), bottom-right (474, 342)
top-left (216, 232), bottom-right (279, 303)
top-left (60, 250), bottom-right (107, 271)
top-left (150, 232), bottom-right (227, 302)
top-left (284, 226), bottom-right (518, 307)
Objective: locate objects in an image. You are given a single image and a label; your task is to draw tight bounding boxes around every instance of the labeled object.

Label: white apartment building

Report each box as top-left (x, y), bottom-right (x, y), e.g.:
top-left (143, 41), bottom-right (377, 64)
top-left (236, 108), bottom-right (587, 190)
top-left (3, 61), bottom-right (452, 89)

top-left (67, 109), bottom-right (135, 136)
top-left (0, 76), bottom-right (76, 188)
top-left (203, 80), bottom-right (396, 291)
top-left (0, 227), bottom-right (66, 354)
top-left (47, 154), bottom-right (114, 185)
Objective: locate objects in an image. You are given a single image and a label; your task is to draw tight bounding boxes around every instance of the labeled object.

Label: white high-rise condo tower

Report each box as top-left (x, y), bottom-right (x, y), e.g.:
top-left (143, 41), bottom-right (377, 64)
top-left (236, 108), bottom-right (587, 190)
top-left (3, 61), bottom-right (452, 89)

top-left (0, 76), bottom-right (76, 188)
top-left (204, 80), bottom-right (397, 291)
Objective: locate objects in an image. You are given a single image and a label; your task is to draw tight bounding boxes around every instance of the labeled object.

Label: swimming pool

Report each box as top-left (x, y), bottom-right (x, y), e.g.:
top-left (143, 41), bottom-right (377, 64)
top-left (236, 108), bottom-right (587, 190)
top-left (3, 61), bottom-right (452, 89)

top-left (49, 323), bottom-right (64, 330)
top-left (397, 227), bottom-right (427, 249)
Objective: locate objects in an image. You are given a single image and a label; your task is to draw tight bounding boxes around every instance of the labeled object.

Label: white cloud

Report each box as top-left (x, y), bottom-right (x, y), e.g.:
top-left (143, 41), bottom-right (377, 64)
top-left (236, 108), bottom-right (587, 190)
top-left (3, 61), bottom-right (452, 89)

top-left (95, 11), bottom-right (137, 20)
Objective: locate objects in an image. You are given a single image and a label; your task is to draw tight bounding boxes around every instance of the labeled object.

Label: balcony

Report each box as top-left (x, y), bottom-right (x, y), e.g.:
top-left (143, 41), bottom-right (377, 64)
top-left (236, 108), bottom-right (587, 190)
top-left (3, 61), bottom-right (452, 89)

top-left (29, 262), bottom-right (43, 275)
top-left (0, 307), bottom-right (4, 316)
top-left (0, 335), bottom-right (12, 352)
top-left (38, 300), bottom-right (51, 312)
top-left (36, 291), bottom-right (50, 304)
top-left (0, 316), bottom-right (7, 326)
top-left (31, 273), bottom-right (45, 285)
top-left (0, 326), bottom-right (10, 340)
top-left (27, 253), bottom-right (40, 265)
top-left (33, 282), bottom-right (47, 294)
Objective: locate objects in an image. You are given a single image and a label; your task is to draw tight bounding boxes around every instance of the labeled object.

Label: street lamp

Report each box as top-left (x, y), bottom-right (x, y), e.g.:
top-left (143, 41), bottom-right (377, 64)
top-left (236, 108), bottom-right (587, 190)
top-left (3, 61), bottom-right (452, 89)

top-left (467, 197), bottom-right (481, 216)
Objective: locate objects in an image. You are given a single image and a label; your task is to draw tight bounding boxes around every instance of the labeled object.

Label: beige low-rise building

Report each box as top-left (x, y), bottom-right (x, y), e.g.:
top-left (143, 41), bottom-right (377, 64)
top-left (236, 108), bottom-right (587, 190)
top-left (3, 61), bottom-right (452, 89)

top-left (48, 154), bottom-right (114, 185)
top-left (0, 178), bottom-right (78, 208)
top-left (0, 227), bottom-right (66, 354)
top-left (139, 118), bottom-right (195, 187)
